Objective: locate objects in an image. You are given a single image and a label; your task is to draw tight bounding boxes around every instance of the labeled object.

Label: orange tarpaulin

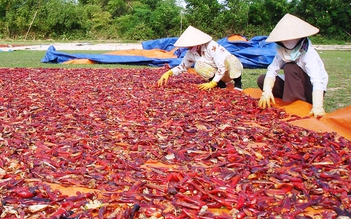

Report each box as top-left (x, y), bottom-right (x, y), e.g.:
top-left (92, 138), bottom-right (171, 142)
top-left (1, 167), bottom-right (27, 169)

top-left (46, 182), bottom-right (101, 197)
top-left (105, 48), bottom-right (178, 59)
top-left (243, 88), bottom-right (351, 140)
top-left (64, 59), bottom-right (95, 64)
top-left (227, 34), bottom-right (248, 42)
top-left (290, 106), bottom-right (351, 141)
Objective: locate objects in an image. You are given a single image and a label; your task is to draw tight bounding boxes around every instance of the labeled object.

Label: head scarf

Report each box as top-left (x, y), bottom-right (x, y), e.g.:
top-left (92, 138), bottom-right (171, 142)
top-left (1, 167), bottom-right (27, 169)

top-left (277, 38), bottom-right (309, 62)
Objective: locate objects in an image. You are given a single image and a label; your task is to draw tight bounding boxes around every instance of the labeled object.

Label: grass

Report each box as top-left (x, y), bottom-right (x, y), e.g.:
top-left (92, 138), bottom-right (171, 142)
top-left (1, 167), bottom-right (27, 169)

top-left (0, 48), bottom-right (350, 113)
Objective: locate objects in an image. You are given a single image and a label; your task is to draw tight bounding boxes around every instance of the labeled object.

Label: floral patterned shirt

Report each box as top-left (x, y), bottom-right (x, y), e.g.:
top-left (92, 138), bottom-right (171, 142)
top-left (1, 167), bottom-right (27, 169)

top-left (171, 40), bottom-right (231, 82)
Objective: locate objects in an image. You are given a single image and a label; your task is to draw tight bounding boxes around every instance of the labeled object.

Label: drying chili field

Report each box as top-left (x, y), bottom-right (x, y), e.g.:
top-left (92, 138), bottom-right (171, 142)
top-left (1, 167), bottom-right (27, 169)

top-left (0, 67), bottom-right (351, 218)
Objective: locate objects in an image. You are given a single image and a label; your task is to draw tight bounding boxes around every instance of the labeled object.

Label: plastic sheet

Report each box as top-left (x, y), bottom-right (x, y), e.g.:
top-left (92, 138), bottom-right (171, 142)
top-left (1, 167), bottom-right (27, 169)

top-left (41, 36), bottom-right (277, 69)
top-left (243, 88), bottom-right (351, 140)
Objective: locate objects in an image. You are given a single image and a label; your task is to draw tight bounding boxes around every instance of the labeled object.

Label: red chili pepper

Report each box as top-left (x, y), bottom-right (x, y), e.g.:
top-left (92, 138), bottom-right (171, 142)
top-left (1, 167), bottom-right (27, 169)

top-left (163, 214), bottom-right (178, 219)
top-left (61, 200), bottom-right (75, 208)
top-left (129, 181), bottom-right (146, 192)
top-left (17, 190), bottom-right (34, 198)
top-left (172, 212), bottom-right (188, 219)
top-left (2, 67), bottom-right (351, 218)
top-left (142, 206), bottom-right (162, 217)
top-left (281, 196), bottom-right (291, 213)
top-left (286, 176), bottom-right (303, 183)
top-left (318, 172), bottom-right (341, 180)
top-left (329, 140), bottom-right (343, 149)
top-left (228, 175), bottom-right (241, 187)
top-left (185, 179), bottom-right (233, 209)
top-left (236, 193), bottom-right (246, 209)
top-left (65, 192), bottom-right (94, 202)
top-left (237, 211), bottom-right (246, 219)
top-left (12, 187), bottom-right (34, 198)
top-left (208, 177), bottom-right (226, 187)
top-left (292, 181), bottom-right (307, 194)
top-left (166, 173), bottom-right (183, 182)
top-left (145, 183), bottom-right (166, 193)
top-left (182, 208), bottom-right (199, 218)
top-left (50, 207), bottom-right (70, 219)
top-left (98, 206), bottom-right (106, 219)
top-left (174, 200), bottom-right (200, 210)
top-left (175, 193), bottom-right (206, 206)
top-left (206, 201), bottom-right (222, 208)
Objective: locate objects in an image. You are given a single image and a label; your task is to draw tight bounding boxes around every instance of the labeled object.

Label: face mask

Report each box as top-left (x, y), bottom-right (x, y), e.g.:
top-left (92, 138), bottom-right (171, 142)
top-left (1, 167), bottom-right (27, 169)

top-left (190, 45), bottom-right (199, 53)
top-left (277, 38), bottom-right (306, 50)
top-left (276, 38), bottom-right (309, 62)
top-left (282, 39), bottom-right (300, 50)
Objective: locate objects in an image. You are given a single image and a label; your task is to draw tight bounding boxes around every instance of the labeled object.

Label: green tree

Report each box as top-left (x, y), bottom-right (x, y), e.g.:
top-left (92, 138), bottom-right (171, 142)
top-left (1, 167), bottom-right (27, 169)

top-left (183, 0), bottom-right (222, 37)
top-left (140, 0), bottom-right (159, 10)
top-left (248, 0), bottom-right (288, 27)
top-left (150, 0), bottom-right (182, 37)
top-left (0, 0), bottom-right (42, 38)
top-left (0, 0), bottom-right (349, 41)
top-left (78, 0), bottom-right (109, 8)
top-left (37, 0), bottom-right (88, 39)
top-left (292, 0), bottom-right (351, 40)
top-left (114, 0), bottom-right (183, 39)
top-left (114, 2), bottom-right (154, 40)
top-left (219, 0), bottom-right (250, 36)
top-left (107, 0), bottom-right (128, 17)
top-left (246, 0), bottom-right (289, 37)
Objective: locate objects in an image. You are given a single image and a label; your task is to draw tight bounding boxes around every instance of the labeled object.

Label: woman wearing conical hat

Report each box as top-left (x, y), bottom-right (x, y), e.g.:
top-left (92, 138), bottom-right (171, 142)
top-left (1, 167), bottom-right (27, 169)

top-left (157, 25), bottom-right (243, 90)
top-left (257, 13), bottom-right (329, 118)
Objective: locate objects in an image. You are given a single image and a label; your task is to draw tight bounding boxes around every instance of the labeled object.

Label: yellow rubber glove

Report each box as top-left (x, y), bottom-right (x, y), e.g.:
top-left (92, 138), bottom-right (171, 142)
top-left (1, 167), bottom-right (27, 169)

top-left (258, 76), bottom-right (276, 108)
top-left (157, 70), bottom-right (173, 86)
top-left (309, 90), bottom-right (326, 118)
top-left (198, 80), bottom-right (218, 90)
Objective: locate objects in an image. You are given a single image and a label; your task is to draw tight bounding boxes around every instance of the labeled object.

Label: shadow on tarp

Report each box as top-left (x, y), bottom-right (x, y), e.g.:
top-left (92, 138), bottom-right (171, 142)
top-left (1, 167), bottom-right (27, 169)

top-left (244, 88), bottom-right (351, 140)
top-left (41, 36), bottom-right (276, 69)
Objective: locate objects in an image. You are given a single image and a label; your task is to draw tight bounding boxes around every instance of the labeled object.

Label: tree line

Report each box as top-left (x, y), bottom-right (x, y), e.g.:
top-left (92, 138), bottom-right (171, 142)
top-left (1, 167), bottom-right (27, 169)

top-left (0, 0), bottom-right (350, 42)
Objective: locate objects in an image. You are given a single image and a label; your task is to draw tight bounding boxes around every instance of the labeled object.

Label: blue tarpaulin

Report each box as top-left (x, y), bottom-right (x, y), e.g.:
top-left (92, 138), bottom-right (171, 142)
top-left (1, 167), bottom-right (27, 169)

top-left (41, 36), bottom-right (277, 69)
top-left (41, 46), bottom-right (178, 66)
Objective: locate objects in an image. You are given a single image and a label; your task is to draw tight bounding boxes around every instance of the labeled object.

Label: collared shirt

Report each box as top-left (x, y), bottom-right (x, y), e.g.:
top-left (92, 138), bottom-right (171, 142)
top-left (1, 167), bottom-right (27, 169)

top-left (171, 40), bottom-right (231, 82)
top-left (266, 41), bottom-right (328, 91)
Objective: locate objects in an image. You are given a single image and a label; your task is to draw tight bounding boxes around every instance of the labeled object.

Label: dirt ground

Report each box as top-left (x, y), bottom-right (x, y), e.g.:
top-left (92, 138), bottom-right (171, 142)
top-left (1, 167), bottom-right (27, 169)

top-left (0, 42), bottom-right (143, 51)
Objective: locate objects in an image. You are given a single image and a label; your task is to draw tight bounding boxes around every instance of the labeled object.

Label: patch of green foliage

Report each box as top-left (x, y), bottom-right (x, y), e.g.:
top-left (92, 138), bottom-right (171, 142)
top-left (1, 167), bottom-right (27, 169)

top-left (0, 0), bottom-right (350, 42)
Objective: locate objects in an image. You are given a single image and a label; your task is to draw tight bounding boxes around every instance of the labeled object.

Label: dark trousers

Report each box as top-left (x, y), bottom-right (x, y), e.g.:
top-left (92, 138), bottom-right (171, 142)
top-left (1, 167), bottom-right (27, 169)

top-left (257, 63), bottom-right (313, 104)
top-left (209, 76), bottom-right (242, 89)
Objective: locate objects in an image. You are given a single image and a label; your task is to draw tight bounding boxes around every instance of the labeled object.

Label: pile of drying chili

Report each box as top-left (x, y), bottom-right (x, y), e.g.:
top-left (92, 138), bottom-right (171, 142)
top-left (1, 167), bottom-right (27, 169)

top-left (0, 68), bottom-right (350, 218)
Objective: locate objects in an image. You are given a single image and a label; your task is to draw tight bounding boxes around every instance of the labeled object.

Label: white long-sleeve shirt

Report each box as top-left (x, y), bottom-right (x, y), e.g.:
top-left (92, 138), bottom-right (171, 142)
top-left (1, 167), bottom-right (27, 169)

top-left (170, 40), bottom-right (231, 82)
top-left (266, 42), bottom-right (328, 91)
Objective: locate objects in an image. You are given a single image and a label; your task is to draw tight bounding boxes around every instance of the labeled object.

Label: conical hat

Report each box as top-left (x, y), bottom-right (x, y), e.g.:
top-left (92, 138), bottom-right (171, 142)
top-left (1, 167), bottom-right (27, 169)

top-left (266, 14), bottom-right (319, 42)
top-left (174, 26), bottom-right (212, 47)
